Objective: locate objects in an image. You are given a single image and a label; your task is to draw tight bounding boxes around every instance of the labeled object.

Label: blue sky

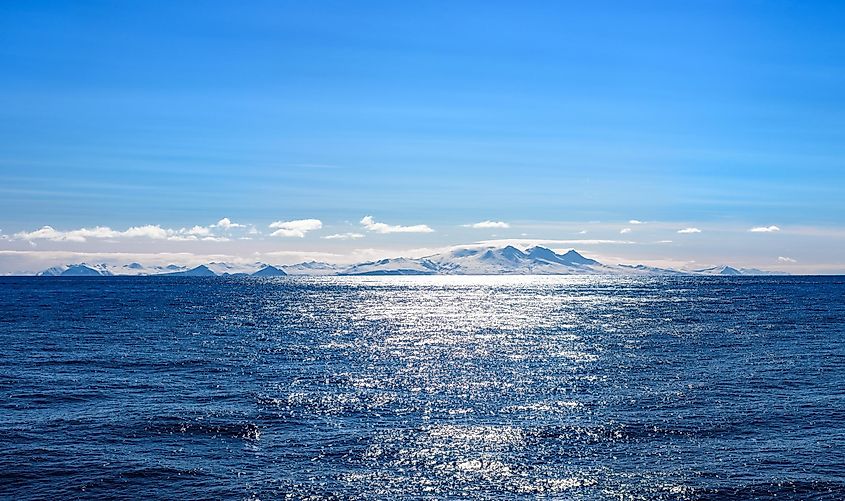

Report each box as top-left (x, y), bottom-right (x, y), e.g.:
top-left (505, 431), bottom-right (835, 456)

top-left (1, 1), bottom-right (844, 273)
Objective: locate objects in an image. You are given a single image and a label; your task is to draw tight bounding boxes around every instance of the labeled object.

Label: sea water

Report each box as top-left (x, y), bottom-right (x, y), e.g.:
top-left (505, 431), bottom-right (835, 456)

top-left (1, 275), bottom-right (844, 499)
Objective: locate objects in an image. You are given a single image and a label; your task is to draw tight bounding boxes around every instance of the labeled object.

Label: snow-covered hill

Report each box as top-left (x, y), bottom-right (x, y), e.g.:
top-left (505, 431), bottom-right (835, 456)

top-left (252, 265), bottom-right (287, 277)
top-left (419, 246), bottom-right (610, 275)
top-left (167, 265), bottom-right (217, 276)
top-left (338, 246), bottom-right (785, 276)
top-left (692, 265), bottom-right (743, 276)
top-left (340, 257), bottom-right (439, 275)
top-left (339, 246), bottom-right (661, 276)
top-left (690, 265), bottom-right (783, 276)
top-left (37, 263), bottom-right (113, 276)
top-left (281, 261), bottom-right (341, 276)
top-left (32, 246), bottom-right (785, 277)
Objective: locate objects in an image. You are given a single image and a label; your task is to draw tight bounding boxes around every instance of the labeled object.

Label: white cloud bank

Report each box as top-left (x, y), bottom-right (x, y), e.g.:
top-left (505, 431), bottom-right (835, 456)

top-left (677, 227), bottom-right (702, 234)
top-left (12, 224), bottom-right (225, 242)
top-left (360, 216), bottom-right (434, 234)
top-left (269, 219), bottom-right (323, 238)
top-left (184, 225), bottom-right (210, 237)
top-left (750, 225), bottom-right (781, 233)
top-left (465, 220), bottom-right (510, 229)
top-left (629, 220), bottom-right (645, 225)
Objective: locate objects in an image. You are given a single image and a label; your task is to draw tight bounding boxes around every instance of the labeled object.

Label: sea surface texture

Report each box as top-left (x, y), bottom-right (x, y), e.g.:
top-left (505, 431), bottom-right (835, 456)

top-left (1, 276), bottom-right (844, 500)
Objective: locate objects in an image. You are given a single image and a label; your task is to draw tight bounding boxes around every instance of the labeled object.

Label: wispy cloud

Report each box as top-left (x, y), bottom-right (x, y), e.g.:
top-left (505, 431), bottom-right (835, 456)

top-left (620, 228), bottom-right (632, 234)
top-left (677, 227), bottom-right (702, 234)
top-left (322, 232), bottom-right (364, 240)
top-left (360, 216), bottom-right (434, 234)
top-left (268, 219), bottom-right (323, 238)
top-left (464, 220), bottom-right (510, 229)
top-left (778, 256), bottom-right (797, 263)
top-left (629, 220), bottom-right (645, 225)
top-left (750, 225), bottom-right (781, 233)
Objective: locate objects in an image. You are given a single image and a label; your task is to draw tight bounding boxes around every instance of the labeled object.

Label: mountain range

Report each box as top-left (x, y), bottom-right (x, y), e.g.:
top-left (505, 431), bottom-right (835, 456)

top-left (33, 246), bottom-right (783, 277)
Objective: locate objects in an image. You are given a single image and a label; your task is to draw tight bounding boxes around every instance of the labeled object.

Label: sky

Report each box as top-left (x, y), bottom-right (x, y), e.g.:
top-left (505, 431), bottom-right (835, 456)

top-left (1, 1), bottom-right (844, 274)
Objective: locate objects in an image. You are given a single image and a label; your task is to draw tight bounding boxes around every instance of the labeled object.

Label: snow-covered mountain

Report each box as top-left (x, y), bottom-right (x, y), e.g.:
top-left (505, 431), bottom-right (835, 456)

top-left (166, 262), bottom-right (288, 276)
top-left (281, 261), bottom-right (341, 276)
top-left (32, 246), bottom-right (785, 277)
top-left (167, 265), bottom-right (217, 276)
top-left (341, 257), bottom-right (439, 275)
top-left (337, 246), bottom-right (656, 275)
top-left (35, 261), bottom-right (274, 277)
top-left (37, 263), bottom-right (113, 276)
top-left (422, 246), bottom-right (611, 275)
top-left (117, 263), bottom-right (188, 275)
top-left (37, 265), bottom-right (70, 276)
top-left (690, 265), bottom-right (783, 276)
top-left (37, 262), bottom-right (191, 276)
top-left (617, 264), bottom-right (687, 275)
top-left (252, 265), bottom-right (287, 277)
top-left (338, 246), bottom-right (785, 276)
top-left (692, 265), bottom-right (742, 276)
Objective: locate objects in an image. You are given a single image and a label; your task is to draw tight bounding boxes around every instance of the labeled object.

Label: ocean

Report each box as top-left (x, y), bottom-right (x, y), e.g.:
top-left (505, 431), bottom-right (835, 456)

top-left (1, 276), bottom-right (844, 499)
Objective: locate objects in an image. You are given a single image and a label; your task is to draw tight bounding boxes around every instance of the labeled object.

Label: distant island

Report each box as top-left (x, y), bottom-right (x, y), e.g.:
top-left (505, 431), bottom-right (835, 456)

top-left (32, 246), bottom-right (783, 277)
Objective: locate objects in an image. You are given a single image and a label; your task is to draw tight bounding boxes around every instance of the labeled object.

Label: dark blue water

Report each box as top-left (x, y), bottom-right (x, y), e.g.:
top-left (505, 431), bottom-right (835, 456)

top-left (1, 276), bottom-right (844, 499)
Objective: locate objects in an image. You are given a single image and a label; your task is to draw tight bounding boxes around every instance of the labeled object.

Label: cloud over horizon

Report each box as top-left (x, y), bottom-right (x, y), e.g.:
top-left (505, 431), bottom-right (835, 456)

top-left (322, 232), bottom-right (365, 240)
top-left (360, 216), bottom-right (434, 234)
top-left (12, 224), bottom-right (229, 243)
top-left (750, 225), bottom-right (781, 233)
top-left (465, 220), bottom-right (510, 229)
top-left (214, 217), bottom-right (245, 230)
top-left (269, 219), bottom-right (323, 238)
